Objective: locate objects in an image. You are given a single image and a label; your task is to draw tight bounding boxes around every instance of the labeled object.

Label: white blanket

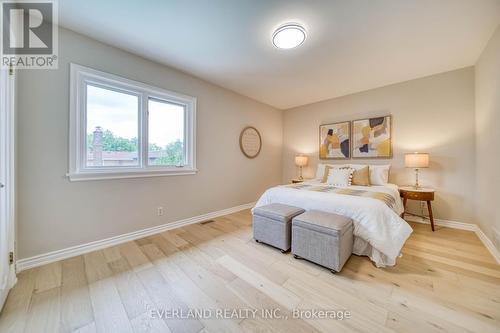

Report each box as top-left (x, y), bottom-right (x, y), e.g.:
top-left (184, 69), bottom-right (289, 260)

top-left (254, 181), bottom-right (412, 267)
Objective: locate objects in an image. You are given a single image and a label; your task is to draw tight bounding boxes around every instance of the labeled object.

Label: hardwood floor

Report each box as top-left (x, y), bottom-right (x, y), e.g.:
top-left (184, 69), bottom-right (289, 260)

top-left (1, 209), bottom-right (499, 333)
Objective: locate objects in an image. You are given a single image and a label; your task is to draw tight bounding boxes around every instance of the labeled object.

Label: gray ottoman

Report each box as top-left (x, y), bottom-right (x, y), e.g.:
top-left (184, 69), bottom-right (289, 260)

top-left (253, 204), bottom-right (305, 252)
top-left (292, 210), bottom-right (353, 272)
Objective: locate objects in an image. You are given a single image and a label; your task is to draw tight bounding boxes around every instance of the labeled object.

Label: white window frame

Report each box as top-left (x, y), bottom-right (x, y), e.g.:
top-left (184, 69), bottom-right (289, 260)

top-left (68, 64), bottom-right (197, 181)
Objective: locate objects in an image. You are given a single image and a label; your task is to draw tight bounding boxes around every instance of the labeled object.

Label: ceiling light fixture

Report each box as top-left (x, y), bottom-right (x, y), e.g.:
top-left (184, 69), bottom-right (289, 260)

top-left (272, 23), bottom-right (306, 49)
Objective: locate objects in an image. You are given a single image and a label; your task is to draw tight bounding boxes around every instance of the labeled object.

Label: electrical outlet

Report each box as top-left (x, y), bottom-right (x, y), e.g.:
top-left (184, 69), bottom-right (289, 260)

top-left (157, 207), bottom-right (164, 216)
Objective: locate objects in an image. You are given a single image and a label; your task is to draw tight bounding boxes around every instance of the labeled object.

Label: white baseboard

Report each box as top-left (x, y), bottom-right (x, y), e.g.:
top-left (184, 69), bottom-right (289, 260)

top-left (405, 215), bottom-right (500, 264)
top-left (16, 202), bottom-right (256, 272)
top-left (405, 215), bottom-right (477, 231)
top-left (475, 227), bottom-right (500, 265)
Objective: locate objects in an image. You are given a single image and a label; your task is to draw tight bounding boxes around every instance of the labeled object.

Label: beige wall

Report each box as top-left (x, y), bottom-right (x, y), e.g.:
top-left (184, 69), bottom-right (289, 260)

top-left (16, 28), bottom-right (283, 259)
top-left (475, 25), bottom-right (500, 250)
top-left (16, 27), bottom-right (496, 259)
top-left (283, 68), bottom-right (476, 223)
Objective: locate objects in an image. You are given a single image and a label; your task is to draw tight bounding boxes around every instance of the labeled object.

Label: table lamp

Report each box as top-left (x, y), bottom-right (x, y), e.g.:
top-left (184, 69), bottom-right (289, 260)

top-left (295, 155), bottom-right (308, 180)
top-left (405, 152), bottom-right (429, 189)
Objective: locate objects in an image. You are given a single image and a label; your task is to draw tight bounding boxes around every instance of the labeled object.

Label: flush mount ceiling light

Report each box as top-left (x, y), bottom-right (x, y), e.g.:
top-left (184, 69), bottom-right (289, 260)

top-left (272, 23), bottom-right (306, 49)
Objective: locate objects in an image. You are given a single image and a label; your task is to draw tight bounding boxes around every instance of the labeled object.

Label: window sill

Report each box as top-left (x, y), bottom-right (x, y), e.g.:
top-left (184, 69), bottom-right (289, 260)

top-left (67, 168), bottom-right (198, 181)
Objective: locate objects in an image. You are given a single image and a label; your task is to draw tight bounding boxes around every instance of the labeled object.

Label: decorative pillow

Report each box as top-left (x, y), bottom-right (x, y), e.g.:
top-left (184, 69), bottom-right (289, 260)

top-left (349, 164), bottom-right (390, 185)
top-left (322, 165), bottom-right (348, 183)
top-left (326, 167), bottom-right (354, 187)
top-left (316, 163), bottom-right (348, 182)
top-left (351, 166), bottom-right (370, 186)
top-left (369, 165), bottom-right (390, 185)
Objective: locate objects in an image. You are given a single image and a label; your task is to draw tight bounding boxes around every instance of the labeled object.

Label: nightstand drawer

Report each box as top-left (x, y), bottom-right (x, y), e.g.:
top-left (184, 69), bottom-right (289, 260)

top-left (400, 190), bottom-right (434, 201)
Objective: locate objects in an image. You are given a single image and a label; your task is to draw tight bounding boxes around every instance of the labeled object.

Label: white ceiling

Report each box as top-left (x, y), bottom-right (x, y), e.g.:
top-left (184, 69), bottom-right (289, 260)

top-left (59, 0), bottom-right (500, 109)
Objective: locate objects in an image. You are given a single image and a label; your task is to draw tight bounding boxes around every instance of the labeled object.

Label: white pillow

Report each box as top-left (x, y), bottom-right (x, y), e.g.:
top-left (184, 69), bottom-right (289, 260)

top-left (315, 163), bottom-right (327, 179)
top-left (369, 165), bottom-right (390, 185)
top-left (315, 163), bottom-right (348, 180)
top-left (326, 168), bottom-right (354, 187)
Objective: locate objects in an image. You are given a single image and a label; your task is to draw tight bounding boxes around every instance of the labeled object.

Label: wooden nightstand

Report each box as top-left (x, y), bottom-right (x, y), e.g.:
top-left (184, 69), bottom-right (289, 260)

top-left (399, 186), bottom-right (436, 231)
top-left (291, 179), bottom-right (304, 184)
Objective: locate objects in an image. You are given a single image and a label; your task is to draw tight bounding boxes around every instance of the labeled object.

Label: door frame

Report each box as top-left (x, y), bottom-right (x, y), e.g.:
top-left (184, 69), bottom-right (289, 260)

top-left (0, 67), bottom-right (16, 310)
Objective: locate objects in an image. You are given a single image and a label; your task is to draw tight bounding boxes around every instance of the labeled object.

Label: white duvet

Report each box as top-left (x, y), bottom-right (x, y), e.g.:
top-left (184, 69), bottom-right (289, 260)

top-left (254, 180), bottom-right (413, 267)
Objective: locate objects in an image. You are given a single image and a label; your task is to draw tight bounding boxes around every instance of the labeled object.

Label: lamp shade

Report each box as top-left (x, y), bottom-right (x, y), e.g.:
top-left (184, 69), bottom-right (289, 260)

top-left (295, 155), bottom-right (308, 167)
top-left (405, 153), bottom-right (429, 168)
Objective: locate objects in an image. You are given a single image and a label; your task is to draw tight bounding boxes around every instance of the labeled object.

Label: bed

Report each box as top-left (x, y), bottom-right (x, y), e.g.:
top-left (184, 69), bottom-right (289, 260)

top-left (254, 179), bottom-right (413, 267)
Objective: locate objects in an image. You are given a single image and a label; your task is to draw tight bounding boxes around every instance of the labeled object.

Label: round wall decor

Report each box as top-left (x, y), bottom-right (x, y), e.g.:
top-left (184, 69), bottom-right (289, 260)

top-left (239, 126), bottom-right (262, 159)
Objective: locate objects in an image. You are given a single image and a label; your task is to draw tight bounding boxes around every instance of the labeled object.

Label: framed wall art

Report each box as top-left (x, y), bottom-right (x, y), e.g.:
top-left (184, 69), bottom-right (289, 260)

top-left (319, 121), bottom-right (350, 159)
top-left (351, 115), bottom-right (392, 158)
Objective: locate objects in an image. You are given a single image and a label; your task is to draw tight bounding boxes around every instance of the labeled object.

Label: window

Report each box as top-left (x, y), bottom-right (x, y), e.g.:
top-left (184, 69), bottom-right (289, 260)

top-left (69, 64), bottom-right (196, 181)
top-left (86, 85), bottom-right (139, 167)
top-left (147, 98), bottom-right (185, 167)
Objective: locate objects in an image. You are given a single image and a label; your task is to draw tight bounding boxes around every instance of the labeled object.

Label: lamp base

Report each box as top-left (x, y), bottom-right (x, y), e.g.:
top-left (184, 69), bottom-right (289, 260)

top-left (413, 168), bottom-right (420, 189)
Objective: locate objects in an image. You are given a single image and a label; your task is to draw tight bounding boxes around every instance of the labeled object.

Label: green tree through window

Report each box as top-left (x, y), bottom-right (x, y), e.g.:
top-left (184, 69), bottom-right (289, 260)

top-left (88, 129), bottom-right (183, 165)
top-left (153, 140), bottom-right (184, 166)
